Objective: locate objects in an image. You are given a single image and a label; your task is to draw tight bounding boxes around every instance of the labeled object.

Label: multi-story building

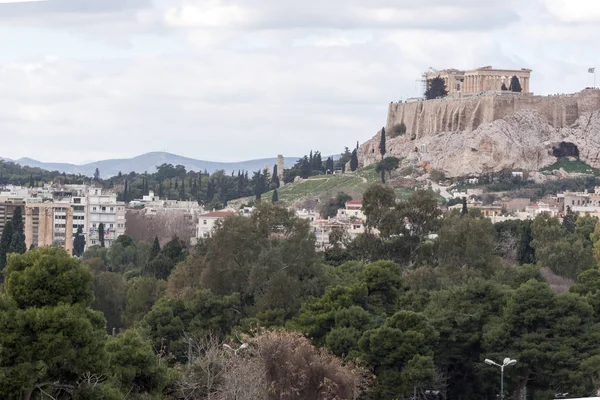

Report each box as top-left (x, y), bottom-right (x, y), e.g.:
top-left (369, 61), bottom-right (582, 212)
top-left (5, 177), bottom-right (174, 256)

top-left (197, 211), bottom-right (236, 239)
top-left (87, 187), bottom-right (126, 247)
top-left (25, 202), bottom-right (74, 253)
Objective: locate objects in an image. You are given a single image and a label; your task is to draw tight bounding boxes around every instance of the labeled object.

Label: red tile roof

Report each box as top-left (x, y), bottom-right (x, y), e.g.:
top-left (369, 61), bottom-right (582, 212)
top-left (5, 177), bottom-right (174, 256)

top-left (201, 211), bottom-right (236, 218)
top-left (346, 200), bottom-right (362, 205)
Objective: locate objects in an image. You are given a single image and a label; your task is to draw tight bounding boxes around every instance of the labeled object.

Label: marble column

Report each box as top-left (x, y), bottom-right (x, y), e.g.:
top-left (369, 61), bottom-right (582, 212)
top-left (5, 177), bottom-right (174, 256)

top-left (25, 206), bottom-right (33, 249)
top-left (65, 207), bottom-right (74, 254)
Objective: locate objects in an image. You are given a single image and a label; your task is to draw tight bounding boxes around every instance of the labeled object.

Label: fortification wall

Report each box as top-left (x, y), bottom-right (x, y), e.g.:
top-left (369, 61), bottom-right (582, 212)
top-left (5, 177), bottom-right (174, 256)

top-left (386, 89), bottom-right (600, 140)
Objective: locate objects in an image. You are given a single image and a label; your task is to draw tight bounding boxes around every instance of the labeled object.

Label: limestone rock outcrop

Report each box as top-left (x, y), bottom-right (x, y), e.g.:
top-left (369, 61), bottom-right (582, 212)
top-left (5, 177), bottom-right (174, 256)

top-left (359, 109), bottom-right (600, 178)
top-left (359, 89), bottom-right (600, 178)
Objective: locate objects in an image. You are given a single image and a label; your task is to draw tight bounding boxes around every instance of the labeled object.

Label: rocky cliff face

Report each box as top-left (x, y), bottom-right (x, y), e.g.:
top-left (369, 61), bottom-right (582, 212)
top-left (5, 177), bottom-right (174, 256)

top-left (359, 109), bottom-right (600, 178)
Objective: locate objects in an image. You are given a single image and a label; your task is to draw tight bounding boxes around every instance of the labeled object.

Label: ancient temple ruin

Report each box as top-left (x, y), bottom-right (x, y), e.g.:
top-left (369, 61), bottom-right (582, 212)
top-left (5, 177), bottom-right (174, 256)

top-left (424, 66), bottom-right (532, 94)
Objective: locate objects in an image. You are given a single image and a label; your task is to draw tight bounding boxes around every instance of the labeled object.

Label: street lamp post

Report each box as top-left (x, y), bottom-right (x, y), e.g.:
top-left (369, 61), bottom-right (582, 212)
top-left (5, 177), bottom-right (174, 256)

top-left (484, 357), bottom-right (517, 399)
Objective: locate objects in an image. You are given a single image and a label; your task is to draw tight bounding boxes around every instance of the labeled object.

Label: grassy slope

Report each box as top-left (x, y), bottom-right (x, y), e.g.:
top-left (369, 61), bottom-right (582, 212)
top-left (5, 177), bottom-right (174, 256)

top-left (540, 158), bottom-right (600, 176)
top-left (229, 165), bottom-right (417, 207)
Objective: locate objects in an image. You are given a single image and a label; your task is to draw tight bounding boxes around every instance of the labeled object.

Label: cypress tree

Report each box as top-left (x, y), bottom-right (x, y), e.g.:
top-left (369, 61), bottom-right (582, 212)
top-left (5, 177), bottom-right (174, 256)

top-left (29, 174), bottom-right (34, 188)
top-left (461, 197), bottom-right (468, 216)
top-left (272, 189), bottom-right (279, 203)
top-left (150, 236), bottom-right (160, 260)
top-left (379, 127), bottom-right (386, 159)
top-left (271, 165), bottom-right (280, 188)
top-left (123, 181), bottom-right (128, 202)
top-left (98, 223), bottom-right (105, 248)
top-left (350, 149), bottom-right (359, 172)
top-left (0, 221), bottom-right (13, 271)
top-left (72, 226), bottom-right (86, 257)
top-left (11, 206), bottom-right (23, 237)
top-left (9, 207), bottom-right (25, 254)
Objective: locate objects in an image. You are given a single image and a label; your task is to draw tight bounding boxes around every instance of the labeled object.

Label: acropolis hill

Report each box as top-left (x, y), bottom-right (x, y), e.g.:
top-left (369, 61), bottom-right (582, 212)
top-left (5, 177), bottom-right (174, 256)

top-left (358, 68), bottom-right (600, 178)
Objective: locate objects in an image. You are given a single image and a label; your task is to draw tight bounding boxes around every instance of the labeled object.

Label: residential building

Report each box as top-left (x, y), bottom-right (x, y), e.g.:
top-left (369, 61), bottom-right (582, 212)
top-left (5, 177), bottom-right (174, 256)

top-left (25, 201), bottom-right (74, 253)
top-left (87, 187), bottom-right (126, 247)
top-left (525, 201), bottom-right (562, 217)
top-left (337, 200), bottom-right (366, 221)
top-left (197, 211), bottom-right (236, 239)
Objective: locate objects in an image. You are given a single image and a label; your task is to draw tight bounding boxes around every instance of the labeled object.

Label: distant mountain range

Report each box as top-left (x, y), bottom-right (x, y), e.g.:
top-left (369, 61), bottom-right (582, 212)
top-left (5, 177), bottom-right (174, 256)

top-left (4, 152), bottom-right (301, 178)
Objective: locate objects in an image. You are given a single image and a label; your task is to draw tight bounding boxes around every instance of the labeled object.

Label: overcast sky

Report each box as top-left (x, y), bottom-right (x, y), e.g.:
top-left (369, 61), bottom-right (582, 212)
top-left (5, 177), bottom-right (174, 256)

top-left (0, 0), bottom-right (598, 164)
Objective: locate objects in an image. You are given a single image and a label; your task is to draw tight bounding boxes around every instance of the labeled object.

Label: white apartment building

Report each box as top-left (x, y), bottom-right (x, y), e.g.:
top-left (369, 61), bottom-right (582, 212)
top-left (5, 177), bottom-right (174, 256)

top-left (196, 211), bottom-right (236, 239)
top-left (87, 187), bottom-right (126, 247)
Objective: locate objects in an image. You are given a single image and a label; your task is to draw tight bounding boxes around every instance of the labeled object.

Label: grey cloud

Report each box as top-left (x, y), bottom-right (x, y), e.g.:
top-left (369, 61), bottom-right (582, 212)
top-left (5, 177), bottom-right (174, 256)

top-left (163, 0), bottom-right (521, 31)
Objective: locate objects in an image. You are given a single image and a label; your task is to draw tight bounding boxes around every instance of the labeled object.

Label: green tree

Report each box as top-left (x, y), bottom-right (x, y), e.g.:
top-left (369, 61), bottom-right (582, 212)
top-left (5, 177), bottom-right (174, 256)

top-left (509, 75), bottom-right (522, 92)
top-left (94, 168), bottom-right (100, 181)
top-left (98, 222), bottom-right (105, 248)
top-left (563, 206), bottom-right (577, 233)
top-left (92, 271), bottom-right (128, 334)
top-left (271, 164), bottom-right (280, 189)
top-left (0, 220), bottom-right (12, 271)
top-left (375, 156), bottom-right (400, 184)
top-left (105, 329), bottom-right (170, 394)
top-left (272, 189), bottom-right (279, 203)
top-left (150, 236), bottom-right (161, 261)
top-left (379, 127), bottom-right (386, 159)
top-left (532, 214), bottom-right (595, 278)
top-left (9, 206), bottom-right (25, 255)
top-left (73, 226), bottom-right (86, 257)
top-left (359, 310), bottom-right (438, 399)
top-left (0, 247), bottom-right (107, 399)
top-left (483, 279), bottom-right (599, 398)
top-left (350, 149), bottom-right (359, 172)
top-left (425, 75), bottom-right (448, 99)
top-left (437, 213), bottom-right (497, 280)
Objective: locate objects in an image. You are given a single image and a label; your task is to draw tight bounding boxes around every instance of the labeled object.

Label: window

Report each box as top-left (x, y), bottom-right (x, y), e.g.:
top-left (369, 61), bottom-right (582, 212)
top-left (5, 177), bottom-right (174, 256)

top-left (110, 224), bottom-right (114, 228)
top-left (110, 207), bottom-right (114, 212)
top-left (203, 220), bottom-right (207, 225)
top-left (93, 207), bottom-right (97, 211)
top-left (102, 207), bottom-right (106, 211)
top-left (74, 198), bottom-right (81, 204)
top-left (92, 223), bottom-right (97, 228)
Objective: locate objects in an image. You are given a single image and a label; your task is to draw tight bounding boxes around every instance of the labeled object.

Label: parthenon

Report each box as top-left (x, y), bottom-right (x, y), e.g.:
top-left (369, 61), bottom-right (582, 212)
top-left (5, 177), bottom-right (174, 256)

top-left (424, 66), bottom-right (532, 94)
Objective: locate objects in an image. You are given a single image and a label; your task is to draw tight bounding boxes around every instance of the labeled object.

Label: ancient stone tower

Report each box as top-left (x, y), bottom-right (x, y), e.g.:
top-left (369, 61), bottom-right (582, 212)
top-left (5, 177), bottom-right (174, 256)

top-left (277, 155), bottom-right (284, 186)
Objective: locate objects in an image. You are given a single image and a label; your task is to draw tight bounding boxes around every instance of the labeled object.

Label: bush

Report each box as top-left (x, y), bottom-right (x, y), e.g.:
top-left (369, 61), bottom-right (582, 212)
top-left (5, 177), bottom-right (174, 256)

top-left (390, 122), bottom-right (407, 138)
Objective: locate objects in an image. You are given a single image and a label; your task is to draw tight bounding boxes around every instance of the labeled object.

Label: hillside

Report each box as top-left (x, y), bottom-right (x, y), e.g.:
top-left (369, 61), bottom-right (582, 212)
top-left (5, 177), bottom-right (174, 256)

top-left (229, 165), bottom-right (419, 209)
top-left (10, 152), bottom-right (300, 178)
top-left (359, 89), bottom-right (600, 178)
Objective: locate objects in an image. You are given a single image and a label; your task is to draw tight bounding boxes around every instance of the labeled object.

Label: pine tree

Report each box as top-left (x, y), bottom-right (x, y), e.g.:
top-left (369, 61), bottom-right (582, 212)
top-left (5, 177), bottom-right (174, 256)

top-left (72, 226), bottom-right (86, 257)
top-left (0, 221), bottom-right (13, 271)
top-left (150, 236), bottom-right (160, 260)
top-left (98, 223), bottom-right (105, 248)
top-left (509, 75), bottom-right (522, 92)
top-left (379, 127), bottom-right (386, 159)
top-left (350, 149), bottom-right (359, 172)
top-left (425, 75), bottom-right (449, 99)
